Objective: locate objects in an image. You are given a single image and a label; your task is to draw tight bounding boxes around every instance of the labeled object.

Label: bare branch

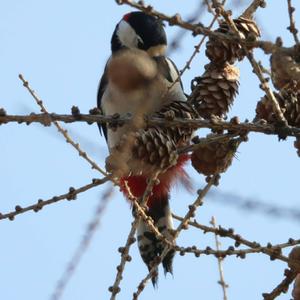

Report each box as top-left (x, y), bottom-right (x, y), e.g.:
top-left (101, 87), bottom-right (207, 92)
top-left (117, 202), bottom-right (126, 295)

top-left (0, 178), bottom-right (108, 221)
top-left (18, 75), bottom-right (110, 179)
top-left (172, 214), bottom-right (300, 268)
top-left (262, 269), bottom-right (297, 300)
top-left (0, 111), bottom-right (131, 127)
top-left (178, 132), bottom-right (241, 155)
top-left (210, 216), bottom-right (228, 300)
top-left (241, 0), bottom-right (266, 19)
top-left (116, 0), bottom-right (211, 35)
top-left (287, 0), bottom-right (300, 44)
top-left (175, 242), bottom-right (299, 259)
top-left (2, 112), bottom-right (300, 138)
top-left (167, 0), bottom-right (207, 55)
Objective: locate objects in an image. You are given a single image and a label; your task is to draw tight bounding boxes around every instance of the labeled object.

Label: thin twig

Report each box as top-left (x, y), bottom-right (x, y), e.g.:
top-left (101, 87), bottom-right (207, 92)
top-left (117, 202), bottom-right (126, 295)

top-left (287, 0), bottom-right (299, 44)
top-left (116, 0), bottom-right (215, 36)
top-left (174, 176), bottom-right (218, 237)
top-left (241, 0), bottom-right (265, 19)
top-left (0, 111), bottom-right (132, 127)
top-left (175, 241), bottom-right (299, 259)
top-left (247, 52), bottom-right (287, 123)
top-left (18, 74), bottom-right (110, 179)
top-left (109, 218), bottom-right (138, 298)
top-left (50, 186), bottom-right (113, 300)
top-left (0, 178), bottom-right (108, 221)
top-left (149, 116), bottom-right (300, 138)
top-left (167, 0), bottom-right (207, 55)
top-left (204, 0), bottom-right (218, 18)
top-left (258, 60), bottom-right (272, 76)
top-left (177, 132), bottom-right (240, 155)
top-left (210, 216), bottom-right (228, 300)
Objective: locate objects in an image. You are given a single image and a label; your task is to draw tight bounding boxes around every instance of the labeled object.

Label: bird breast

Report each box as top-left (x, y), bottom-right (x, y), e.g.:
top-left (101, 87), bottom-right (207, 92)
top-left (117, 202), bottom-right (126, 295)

top-left (101, 80), bottom-right (167, 149)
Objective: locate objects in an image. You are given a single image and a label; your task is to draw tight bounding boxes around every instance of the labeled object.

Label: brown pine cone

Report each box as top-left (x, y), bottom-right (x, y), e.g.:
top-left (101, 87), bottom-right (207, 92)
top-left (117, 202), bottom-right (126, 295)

top-left (152, 101), bottom-right (200, 146)
top-left (132, 128), bottom-right (179, 170)
top-left (190, 64), bottom-right (240, 119)
top-left (129, 101), bottom-right (200, 172)
top-left (206, 17), bottom-right (260, 65)
top-left (255, 89), bottom-right (300, 127)
top-left (106, 127), bottom-right (179, 177)
top-left (191, 136), bottom-right (241, 176)
top-left (271, 47), bottom-right (300, 91)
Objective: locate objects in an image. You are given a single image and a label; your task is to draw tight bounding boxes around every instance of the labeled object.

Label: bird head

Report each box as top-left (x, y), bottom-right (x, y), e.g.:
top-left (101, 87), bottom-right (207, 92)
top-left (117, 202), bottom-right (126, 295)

top-left (111, 11), bottom-right (167, 56)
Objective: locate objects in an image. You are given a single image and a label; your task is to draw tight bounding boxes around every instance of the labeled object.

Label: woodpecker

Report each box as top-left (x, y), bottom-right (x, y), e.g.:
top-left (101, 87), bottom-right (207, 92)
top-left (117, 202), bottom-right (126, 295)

top-left (97, 11), bottom-right (191, 284)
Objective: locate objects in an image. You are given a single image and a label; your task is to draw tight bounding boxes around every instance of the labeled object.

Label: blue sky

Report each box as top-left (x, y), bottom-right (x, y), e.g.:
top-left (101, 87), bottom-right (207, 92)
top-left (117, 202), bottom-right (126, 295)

top-left (1, 1), bottom-right (300, 299)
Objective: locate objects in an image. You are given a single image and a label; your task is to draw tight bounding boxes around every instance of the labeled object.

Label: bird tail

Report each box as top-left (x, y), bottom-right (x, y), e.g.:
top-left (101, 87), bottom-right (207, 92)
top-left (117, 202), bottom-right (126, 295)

top-left (136, 193), bottom-right (175, 286)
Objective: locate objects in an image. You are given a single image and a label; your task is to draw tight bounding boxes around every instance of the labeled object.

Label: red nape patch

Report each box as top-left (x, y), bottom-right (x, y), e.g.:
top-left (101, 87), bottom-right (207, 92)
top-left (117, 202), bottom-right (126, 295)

top-left (123, 13), bottom-right (131, 22)
top-left (119, 154), bottom-right (190, 208)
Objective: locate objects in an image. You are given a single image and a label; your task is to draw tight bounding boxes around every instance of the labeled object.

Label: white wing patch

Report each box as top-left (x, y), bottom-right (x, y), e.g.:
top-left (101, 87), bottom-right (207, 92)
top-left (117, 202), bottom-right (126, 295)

top-left (165, 58), bottom-right (180, 82)
top-left (165, 57), bottom-right (187, 102)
